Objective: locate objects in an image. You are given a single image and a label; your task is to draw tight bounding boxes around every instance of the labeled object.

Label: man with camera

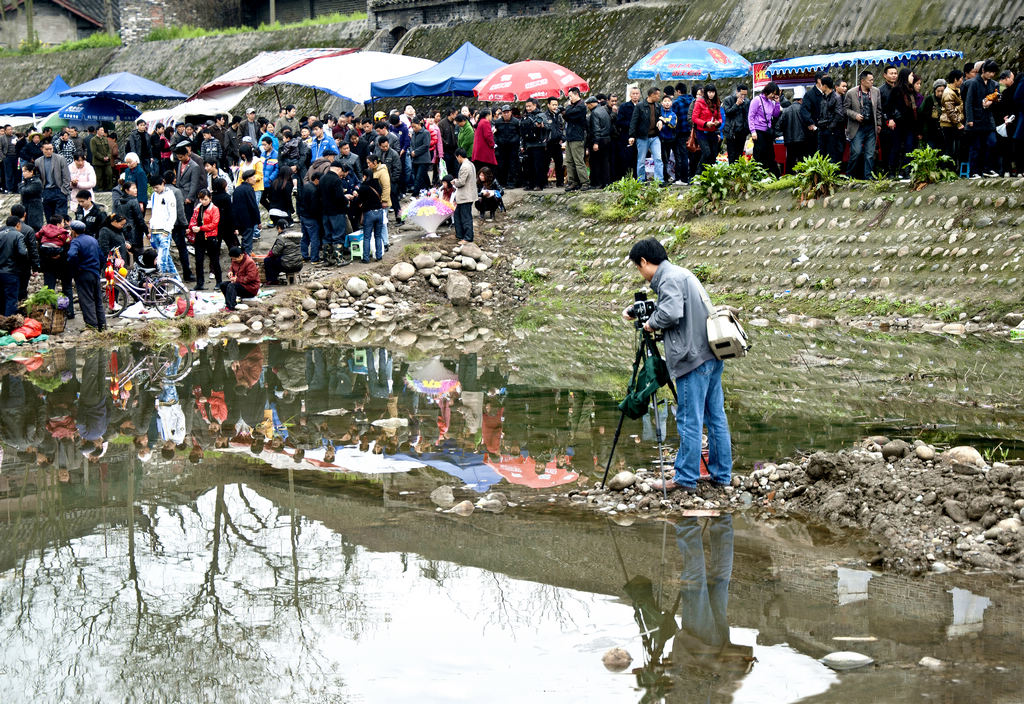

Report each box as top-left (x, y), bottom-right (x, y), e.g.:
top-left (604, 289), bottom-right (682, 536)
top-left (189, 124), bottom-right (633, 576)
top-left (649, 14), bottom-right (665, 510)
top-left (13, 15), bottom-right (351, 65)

top-left (623, 238), bottom-right (733, 493)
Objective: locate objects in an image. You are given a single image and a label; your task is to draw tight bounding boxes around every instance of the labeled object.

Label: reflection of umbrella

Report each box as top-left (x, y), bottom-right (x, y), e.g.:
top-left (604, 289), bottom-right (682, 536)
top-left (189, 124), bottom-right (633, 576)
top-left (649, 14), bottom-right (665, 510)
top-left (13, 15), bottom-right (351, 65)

top-left (398, 449), bottom-right (504, 493)
top-left (473, 60), bottom-right (589, 102)
top-left (406, 358), bottom-right (460, 396)
top-left (60, 71), bottom-right (187, 101)
top-left (485, 454), bottom-right (579, 489)
top-left (402, 196), bottom-right (454, 236)
top-left (628, 40), bottom-right (751, 81)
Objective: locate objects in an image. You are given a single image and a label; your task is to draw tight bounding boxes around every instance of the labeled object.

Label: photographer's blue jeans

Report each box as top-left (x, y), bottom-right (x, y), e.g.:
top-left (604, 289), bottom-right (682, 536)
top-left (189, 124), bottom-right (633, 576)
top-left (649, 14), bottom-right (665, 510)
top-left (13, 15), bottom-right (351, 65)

top-left (673, 358), bottom-right (732, 488)
top-left (634, 136), bottom-right (663, 183)
top-left (676, 515), bottom-right (733, 648)
top-left (299, 216), bottom-right (321, 261)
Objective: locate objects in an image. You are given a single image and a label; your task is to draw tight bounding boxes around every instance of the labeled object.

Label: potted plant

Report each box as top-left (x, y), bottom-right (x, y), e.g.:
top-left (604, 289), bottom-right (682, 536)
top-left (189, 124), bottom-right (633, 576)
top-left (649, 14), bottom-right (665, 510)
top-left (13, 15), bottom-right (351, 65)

top-left (25, 286), bottom-right (67, 334)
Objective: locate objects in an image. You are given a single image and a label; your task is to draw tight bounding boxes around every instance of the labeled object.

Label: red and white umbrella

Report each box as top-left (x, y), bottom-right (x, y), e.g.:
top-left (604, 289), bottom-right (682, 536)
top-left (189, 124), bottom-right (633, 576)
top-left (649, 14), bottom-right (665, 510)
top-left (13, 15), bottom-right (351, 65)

top-left (473, 60), bottom-right (589, 102)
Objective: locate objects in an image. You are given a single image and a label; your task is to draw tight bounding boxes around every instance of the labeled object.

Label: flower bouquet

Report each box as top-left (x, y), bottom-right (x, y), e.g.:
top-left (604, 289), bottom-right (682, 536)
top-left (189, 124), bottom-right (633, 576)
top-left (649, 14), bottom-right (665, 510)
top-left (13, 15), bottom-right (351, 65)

top-left (402, 192), bottom-right (455, 237)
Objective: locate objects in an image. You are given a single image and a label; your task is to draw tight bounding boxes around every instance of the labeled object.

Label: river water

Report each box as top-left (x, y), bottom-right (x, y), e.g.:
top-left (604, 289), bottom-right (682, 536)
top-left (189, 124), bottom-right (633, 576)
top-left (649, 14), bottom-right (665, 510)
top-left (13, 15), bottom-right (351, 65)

top-left (0, 331), bottom-right (1022, 702)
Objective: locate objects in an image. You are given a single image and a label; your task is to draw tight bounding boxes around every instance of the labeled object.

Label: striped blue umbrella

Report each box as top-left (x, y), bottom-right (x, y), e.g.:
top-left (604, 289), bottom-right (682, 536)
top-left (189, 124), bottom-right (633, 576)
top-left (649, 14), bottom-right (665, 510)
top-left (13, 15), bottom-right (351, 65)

top-left (628, 40), bottom-right (752, 81)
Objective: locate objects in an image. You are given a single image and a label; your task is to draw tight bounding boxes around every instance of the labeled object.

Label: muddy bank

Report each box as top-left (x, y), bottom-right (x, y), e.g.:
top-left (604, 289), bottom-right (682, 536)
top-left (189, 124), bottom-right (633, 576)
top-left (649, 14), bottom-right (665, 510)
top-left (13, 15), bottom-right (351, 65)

top-left (565, 439), bottom-right (1024, 580)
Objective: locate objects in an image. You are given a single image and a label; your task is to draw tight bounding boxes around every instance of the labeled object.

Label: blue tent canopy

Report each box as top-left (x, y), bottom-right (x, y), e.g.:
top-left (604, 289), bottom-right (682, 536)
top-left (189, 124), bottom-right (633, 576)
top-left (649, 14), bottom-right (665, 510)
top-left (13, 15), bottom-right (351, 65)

top-left (370, 42), bottom-right (507, 98)
top-left (765, 49), bottom-right (963, 76)
top-left (60, 72), bottom-right (187, 102)
top-left (0, 76), bottom-right (72, 117)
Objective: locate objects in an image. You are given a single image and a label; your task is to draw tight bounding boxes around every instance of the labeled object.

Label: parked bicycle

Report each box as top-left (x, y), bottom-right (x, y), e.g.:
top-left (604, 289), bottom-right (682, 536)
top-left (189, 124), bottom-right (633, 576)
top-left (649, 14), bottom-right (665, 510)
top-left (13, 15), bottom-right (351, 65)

top-left (104, 256), bottom-right (191, 319)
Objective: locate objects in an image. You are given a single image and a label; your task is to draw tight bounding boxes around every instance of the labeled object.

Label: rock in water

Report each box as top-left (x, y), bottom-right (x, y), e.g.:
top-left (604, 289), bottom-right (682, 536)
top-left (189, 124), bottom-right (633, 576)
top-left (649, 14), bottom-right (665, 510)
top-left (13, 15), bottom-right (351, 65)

top-left (345, 277), bottom-right (368, 297)
top-left (390, 262), bottom-right (416, 281)
top-left (430, 486), bottom-right (455, 509)
top-left (475, 492), bottom-right (509, 513)
top-left (918, 657), bottom-right (943, 670)
top-left (941, 446), bottom-right (984, 467)
top-left (446, 273), bottom-right (472, 306)
top-left (447, 500), bottom-right (475, 516)
top-left (607, 471), bottom-right (636, 491)
top-left (601, 648), bottom-right (633, 672)
top-left (821, 651), bottom-right (874, 671)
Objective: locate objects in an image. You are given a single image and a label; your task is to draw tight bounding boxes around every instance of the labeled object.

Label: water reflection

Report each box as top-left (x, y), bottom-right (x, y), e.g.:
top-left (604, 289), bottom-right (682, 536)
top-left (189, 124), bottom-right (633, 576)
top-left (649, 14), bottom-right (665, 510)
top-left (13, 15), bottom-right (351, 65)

top-left (1, 342), bottom-right (657, 495)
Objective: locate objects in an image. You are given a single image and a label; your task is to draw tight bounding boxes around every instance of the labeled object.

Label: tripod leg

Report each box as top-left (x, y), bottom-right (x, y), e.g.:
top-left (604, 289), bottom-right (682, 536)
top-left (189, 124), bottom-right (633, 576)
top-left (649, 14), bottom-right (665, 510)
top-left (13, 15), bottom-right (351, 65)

top-left (650, 389), bottom-right (668, 500)
top-left (600, 342), bottom-right (646, 489)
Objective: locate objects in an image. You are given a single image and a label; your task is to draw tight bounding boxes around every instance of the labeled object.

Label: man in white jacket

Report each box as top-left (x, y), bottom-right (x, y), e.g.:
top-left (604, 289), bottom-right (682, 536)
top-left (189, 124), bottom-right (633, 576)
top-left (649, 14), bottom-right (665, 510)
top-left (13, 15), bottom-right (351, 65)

top-left (147, 175), bottom-right (179, 278)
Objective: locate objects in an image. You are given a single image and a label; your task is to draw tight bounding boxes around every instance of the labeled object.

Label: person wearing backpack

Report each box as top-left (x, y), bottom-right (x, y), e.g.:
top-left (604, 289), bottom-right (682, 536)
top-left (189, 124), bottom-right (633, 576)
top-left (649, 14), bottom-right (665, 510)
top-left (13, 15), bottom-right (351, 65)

top-left (623, 237), bottom-right (732, 494)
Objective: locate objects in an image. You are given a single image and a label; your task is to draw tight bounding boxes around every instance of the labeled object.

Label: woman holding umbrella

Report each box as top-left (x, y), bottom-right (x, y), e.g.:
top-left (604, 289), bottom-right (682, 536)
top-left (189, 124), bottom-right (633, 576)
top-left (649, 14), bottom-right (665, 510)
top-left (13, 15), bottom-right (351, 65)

top-left (692, 84), bottom-right (723, 176)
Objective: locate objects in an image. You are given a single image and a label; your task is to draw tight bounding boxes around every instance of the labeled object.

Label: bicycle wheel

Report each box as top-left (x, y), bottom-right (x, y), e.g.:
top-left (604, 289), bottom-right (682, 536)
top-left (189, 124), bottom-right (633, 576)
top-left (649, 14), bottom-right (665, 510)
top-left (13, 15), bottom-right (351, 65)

top-left (109, 285), bottom-right (132, 317)
top-left (153, 343), bottom-right (195, 383)
top-left (149, 277), bottom-right (191, 318)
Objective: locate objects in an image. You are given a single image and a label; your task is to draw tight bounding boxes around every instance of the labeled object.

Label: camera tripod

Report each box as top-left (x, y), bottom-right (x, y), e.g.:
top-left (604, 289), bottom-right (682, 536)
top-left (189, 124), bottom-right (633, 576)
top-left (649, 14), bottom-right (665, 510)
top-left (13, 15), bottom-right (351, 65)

top-left (601, 328), bottom-right (678, 499)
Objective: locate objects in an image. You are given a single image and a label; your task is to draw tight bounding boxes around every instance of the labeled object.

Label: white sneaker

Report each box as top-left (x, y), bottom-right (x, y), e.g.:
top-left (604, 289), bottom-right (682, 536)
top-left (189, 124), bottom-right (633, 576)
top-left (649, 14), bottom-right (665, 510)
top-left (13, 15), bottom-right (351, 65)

top-left (673, 180), bottom-right (684, 185)
top-left (983, 171), bottom-right (999, 177)
top-left (209, 273), bottom-right (215, 279)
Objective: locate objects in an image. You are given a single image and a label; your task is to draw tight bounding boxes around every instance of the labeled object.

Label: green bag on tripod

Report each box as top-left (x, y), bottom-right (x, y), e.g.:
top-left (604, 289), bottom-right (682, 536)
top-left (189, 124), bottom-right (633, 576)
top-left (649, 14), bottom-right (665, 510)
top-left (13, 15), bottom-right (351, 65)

top-left (618, 354), bottom-right (671, 420)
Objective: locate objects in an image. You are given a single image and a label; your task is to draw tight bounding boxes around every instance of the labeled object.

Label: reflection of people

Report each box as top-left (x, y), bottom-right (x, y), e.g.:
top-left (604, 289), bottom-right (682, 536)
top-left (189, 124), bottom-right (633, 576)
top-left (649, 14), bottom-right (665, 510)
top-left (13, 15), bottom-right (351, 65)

top-left (625, 238), bottom-right (732, 493)
top-left (674, 516), bottom-right (734, 652)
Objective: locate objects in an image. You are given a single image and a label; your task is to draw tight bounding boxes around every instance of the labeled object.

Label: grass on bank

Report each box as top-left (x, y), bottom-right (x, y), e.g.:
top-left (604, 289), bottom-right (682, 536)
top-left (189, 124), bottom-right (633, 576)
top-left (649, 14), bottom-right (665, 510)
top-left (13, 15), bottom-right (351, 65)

top-left (144, 12), bottom-right (367, 41)
top-left (1, 32), bottom-right (122, 57)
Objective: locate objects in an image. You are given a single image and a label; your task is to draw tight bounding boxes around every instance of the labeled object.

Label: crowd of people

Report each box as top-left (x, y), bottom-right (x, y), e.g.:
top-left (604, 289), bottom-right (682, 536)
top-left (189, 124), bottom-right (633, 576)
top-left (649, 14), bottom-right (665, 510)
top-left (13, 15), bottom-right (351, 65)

top-left (0, 342), bottom-right (640, 489)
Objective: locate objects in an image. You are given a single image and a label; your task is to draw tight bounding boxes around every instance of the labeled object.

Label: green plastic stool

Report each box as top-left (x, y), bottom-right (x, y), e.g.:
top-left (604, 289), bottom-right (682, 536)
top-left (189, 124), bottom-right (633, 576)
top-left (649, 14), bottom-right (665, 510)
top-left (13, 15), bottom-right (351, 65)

top-left (350, 237), bottom-right (363, 261)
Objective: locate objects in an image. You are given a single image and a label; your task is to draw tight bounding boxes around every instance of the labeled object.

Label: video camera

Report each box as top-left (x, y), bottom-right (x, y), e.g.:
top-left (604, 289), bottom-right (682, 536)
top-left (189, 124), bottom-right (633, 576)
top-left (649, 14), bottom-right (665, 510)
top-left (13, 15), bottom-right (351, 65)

top-left (626, 291), bottom-right (657, 330)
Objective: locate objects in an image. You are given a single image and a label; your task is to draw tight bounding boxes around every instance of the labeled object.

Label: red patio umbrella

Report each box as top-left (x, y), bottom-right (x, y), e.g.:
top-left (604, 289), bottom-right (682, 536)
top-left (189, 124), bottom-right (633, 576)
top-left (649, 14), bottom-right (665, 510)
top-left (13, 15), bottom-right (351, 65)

top-left (473, 60), bottom-right (589, 102)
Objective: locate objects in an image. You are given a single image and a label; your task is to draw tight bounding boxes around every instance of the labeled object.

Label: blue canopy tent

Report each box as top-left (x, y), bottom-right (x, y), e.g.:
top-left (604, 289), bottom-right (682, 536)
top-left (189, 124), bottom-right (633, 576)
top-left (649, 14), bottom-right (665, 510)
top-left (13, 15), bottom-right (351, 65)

top-left (765, 49), bottom-right (963, 76)
top-left (60, 72), bottom-right (187, 102)
top-left (0, 75), bottom-right (72, 117)
top-left (370, 42), bottom-right (507, 98)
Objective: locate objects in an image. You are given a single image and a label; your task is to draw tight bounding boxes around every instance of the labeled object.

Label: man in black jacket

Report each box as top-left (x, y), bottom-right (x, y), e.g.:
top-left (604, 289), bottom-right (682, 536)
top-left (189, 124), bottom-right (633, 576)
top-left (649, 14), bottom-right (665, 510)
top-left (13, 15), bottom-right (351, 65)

top-left (231, 169), bottom-right (260, 254)
top-left (74, 190), bottom-right (107, 237)
top-left (628, 86), bottom-right (664, 184)
top-left (615, 85), bottom-right (641, 180)
top-left (318, 160), bottom-right (350, 267)
top-left (544, 98), bottom-right (565, 188)
top-left (492, 105), bottom-right (521, 189)
top-left (563, 88), bottom-right (590, 191)
top-left (816, 77), bottom-right (845, 164)
top-left (124, 120), bottom-right (151, 171)
top-left (586, 96), bottom-right (612, 188)
top-left (438, 106), bottom-right (459, 179)
top-left (964, 59), bottom-right (1000, 177)
top-left (521, 100), bottom-right (551, 191)
top-left (721, 84), bottom-right (750, 164)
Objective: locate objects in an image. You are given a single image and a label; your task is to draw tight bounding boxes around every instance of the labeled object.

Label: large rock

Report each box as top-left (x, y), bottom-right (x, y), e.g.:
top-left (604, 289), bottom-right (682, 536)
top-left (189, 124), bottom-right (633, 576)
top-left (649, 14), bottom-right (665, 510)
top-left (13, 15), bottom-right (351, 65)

top-left (445, 273), bottom-right (472, 306)
top-left (607, 471), bottom-right (636, 491)
top-left (301, 297), bottom-right (317, 312)
top-left (806, 452), bottom-right (837, 481)
top-left (943, 499), bottom-right (967, 523)
top-left (821, 651), bottom-right (874, 671)
top-left (391, 262), bottom-right (416, 281)
top-left (412, 253), bottom-right (435, 269)
top-left (459, 241), bottom-right (484, 261)
top-left (345, 277), bottom-right (368, 297)
top-left (942, 446), bottom-right (984, 467)
top-left (881, 440), bottom-right (911, 460)
top-left (602, 648), bottom-right (632, 672)
top-left (430, 486), bottom-right (455, 509)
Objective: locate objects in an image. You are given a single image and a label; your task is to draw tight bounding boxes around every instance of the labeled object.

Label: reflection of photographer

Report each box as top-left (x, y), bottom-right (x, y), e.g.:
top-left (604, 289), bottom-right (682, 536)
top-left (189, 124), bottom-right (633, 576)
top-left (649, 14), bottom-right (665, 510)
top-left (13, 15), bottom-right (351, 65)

top-left (623, 238), bottom-right (733, 493)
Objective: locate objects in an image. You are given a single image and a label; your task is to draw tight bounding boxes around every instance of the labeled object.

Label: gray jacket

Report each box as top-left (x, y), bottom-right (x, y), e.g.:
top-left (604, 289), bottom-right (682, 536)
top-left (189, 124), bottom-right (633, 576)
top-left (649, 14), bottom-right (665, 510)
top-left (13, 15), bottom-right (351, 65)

top-left (175, 159), bottom-right (204, 204)
top-left (410, 128), bottom-right (432, 164)
top-left (648, 261), bottom-right (714, 380)
top-left (35, 154), bottom-right (72, 196)
top-left (0, 226), bottom-right (28, 275)
top-left (844, 86), bottom-right (882, 141)
top-left (722, 94), bottom-right (749, 138)
top-left (452, 158), bottom-right (477, 205)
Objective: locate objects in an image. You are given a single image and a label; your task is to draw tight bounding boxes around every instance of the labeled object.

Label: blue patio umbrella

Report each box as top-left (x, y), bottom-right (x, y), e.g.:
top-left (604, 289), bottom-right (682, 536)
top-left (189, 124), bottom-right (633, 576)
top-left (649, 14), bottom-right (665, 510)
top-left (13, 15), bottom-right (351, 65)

top-left (628, 40), bottom-right (752, 81)
top-left (60, 72), bottom-right (187, 102)
top-left (58, 97), bottom-right (141, 123)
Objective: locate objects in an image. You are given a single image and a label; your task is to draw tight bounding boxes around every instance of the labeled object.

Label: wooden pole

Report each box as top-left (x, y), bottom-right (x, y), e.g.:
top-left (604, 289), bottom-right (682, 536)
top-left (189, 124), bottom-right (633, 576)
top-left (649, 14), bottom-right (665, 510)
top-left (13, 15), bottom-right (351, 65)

top-left (273, 86), bottom-right (283, 110)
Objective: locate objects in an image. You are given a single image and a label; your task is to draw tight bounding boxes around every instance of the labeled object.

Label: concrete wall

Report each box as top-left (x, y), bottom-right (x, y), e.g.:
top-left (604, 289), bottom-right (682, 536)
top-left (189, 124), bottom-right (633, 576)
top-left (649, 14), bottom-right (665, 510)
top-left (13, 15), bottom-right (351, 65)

top-left (399, 0), bottom-right (1024, 96)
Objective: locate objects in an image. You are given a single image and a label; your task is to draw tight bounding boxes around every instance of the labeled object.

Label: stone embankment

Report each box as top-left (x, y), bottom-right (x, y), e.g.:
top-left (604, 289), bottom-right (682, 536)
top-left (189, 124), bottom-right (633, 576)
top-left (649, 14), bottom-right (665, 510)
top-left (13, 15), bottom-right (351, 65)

top-left (574, 438), bottom-right (1024, 579)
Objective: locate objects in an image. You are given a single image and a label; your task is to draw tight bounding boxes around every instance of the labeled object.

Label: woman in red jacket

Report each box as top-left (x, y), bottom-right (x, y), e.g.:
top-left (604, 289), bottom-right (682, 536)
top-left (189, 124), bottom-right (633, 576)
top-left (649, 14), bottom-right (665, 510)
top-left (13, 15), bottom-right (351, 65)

top-left (187, 188), bottom-right (221, 290)
top-left (472, 108), bottom-right (497, 170)
top-left (692, 84), bottom-right (723, 177)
